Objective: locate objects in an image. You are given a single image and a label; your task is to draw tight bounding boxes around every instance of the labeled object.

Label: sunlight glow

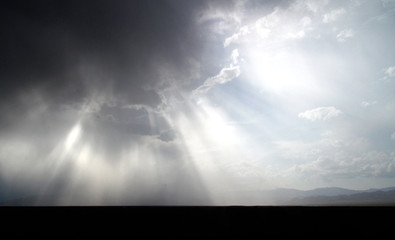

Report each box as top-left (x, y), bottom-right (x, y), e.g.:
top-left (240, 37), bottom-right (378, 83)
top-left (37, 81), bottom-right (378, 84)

top-left (65, 123), bottom-right (82, 150)
top-left (164, 97), bottom-right (269, 203)
top-left (245, 48), bottom-right (315, 95)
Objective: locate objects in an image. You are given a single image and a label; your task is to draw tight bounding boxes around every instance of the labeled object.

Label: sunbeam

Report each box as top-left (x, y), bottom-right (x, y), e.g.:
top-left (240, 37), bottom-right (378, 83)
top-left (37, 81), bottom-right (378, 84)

top-left (1, 0), bottom-right (395, 206)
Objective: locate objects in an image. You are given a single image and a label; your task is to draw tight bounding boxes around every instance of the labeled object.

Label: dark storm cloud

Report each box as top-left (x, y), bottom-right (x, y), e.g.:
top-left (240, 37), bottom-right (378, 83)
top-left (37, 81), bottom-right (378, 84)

top-left (0, 0), bottom-right (217, 204)
top-left (0, 0), bottom-right (205, 109)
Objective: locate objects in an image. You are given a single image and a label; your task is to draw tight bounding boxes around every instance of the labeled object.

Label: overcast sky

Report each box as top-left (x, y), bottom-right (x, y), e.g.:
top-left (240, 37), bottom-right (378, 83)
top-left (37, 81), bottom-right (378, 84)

top-left (1, 0), bottom-right (395, 205)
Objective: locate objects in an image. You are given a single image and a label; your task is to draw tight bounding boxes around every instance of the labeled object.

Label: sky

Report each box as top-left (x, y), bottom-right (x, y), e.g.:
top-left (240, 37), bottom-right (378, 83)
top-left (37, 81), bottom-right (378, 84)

top-left (0, 0), bottom-right (395, 205)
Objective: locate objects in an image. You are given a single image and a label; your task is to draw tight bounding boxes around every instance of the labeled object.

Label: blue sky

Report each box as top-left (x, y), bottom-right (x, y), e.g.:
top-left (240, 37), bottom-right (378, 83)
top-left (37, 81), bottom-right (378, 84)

top-left (185, 0), bottom-right (395, 191)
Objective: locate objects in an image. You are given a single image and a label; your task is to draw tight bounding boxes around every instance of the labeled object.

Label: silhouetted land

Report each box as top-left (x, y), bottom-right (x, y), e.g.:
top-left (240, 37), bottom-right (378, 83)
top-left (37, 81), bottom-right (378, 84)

top-left (0, 206), bottom-right (393, 236)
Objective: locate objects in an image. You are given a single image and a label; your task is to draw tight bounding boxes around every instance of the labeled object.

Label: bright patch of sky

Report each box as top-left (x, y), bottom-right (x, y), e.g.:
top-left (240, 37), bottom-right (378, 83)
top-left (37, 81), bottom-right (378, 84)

top-left (193, 0), bottom-right (395, 190)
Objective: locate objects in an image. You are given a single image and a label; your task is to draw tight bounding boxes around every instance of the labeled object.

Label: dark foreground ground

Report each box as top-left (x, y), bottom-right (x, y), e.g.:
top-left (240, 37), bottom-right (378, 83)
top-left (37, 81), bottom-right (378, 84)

top-left (0, 206), bottom-right (393, 237)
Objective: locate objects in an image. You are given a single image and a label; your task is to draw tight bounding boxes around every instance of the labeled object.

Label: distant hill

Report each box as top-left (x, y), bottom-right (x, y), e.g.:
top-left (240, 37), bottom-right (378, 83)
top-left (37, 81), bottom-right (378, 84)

top-left (287, 189), bottom-right (395, 205)
top-left (222, 187), bottom-right (395, 205)
top-left (363, 187), bottom-right (395, 193)
top-left (303, 187), bottom-right (360, 197)
top-left (2, 186), bottom-right (395, 206)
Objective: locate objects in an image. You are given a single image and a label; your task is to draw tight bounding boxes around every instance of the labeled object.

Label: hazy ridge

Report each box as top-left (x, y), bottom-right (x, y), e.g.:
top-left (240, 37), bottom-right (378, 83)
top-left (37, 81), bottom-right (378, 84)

top-left (224, 187), bottom-right (395, 205)
top-left (1, 186), bottom-right (395, 206)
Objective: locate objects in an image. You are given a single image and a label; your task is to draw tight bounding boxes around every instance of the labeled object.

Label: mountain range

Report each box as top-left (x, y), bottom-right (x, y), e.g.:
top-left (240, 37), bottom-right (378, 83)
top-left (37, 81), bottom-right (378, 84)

top-left (224, 187), bottom-right (395, 205)
top-left (1, 186), bottom-right (395, 206)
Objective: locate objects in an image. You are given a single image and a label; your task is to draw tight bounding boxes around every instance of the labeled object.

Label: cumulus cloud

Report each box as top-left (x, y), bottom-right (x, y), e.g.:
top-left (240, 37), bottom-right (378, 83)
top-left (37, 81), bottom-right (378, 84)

top-left (361, 100), bottom-right (378, 107)
top-left (323, 8), bottom-right (347, 23)
top-left (298, 0), bottom-right (330, 13)
top-left (223, 8), bottom-right (282, 47)
top-left (231, 49), bottom-right (240, 65)
top-left (254, 8), bottom-right (280, 38)
top-left (300, 16), bottom-right (312, 27)
top-left (192, 65), bottom-right (241, 95)
top-left (279, 136), bottom-right (395, 182)
top-left (295, 151), bottom-right (395, 178)
top-left (336, 29), bottom-right (354, 42)
top-left (224, 25), bottom-right (250, 47)
top-left (196, 0), bottom-right (245, 25)
top-left (195, 0), bottom-right (246, 38)
top-left (298, 107), bottom-right (342, 121)
top-left (384, 66), bottom-right (395, 79)
top-left (223, 5), bottom-right (318, 47)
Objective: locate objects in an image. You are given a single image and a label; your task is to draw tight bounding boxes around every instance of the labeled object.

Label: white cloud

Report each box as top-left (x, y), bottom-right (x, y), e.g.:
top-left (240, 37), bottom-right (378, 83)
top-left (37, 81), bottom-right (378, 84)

top-left (196, 1), bottom-right (244, 25)
top-left (381, 66), bottom-right (395, 81)
top-left (224, 5), bottom-right (320, 47)
top-left (254, 9), bottom-right (280, 39)
top-left (294, 150), bottom-right (395, 178)
top-left (361, 100), bottom-right (378, 107)
top-left (323, 8), bottom-right (347, 23)
top-left (285, 30), bottom-right (306, 39)
top-left (192, 65), bottom-right (241, 95)
top-left (300, 16), bottom-right (312, 27)
top-left (385, 66), bottom-right (395, 78)
top-left (391, 132), bottom-right (395, 140)
top-left (196, 1), bottom-right (246, 37)
top-left (336, 29), bottom-right (354, 42)
top-left (224, 25), bottom-right (250, 47)
top-left (223, 8), bottom-right (281, 47)
top-left (231, 49), bottom-right (239, 65)
top-left (293, 0), bottom-right (330, 13)
top-left (298, 106), bottom-right (342, 121)
top-left (279, 136), bottom-right (395, 180)
top-left (206, 65), bottom-right (240, 85)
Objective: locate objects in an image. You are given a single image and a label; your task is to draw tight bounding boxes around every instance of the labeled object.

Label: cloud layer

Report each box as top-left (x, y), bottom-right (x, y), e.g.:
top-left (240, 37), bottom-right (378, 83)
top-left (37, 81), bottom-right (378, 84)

top-left (192, 65), bottom-right (241, 95)
top-left (298, 107), bottom-right (342, 121)
top-left (1, 0), bottom-right (395, 204)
